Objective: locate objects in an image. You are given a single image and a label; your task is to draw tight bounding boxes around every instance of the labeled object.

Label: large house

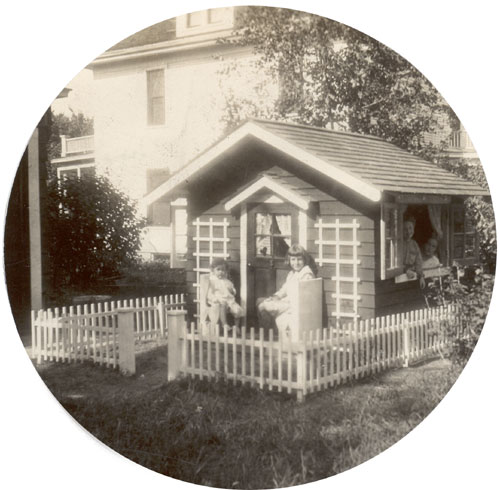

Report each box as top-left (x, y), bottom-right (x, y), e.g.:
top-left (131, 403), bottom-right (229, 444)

top-left (55, 7), bottom-right (479, 267)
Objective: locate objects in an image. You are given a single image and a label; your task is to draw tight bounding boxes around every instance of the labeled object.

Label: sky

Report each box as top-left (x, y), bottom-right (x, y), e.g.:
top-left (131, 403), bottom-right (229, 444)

top-left (51, 68), bottom-right (95, 117)
top-left (1, 1), bottom-right (499, 490)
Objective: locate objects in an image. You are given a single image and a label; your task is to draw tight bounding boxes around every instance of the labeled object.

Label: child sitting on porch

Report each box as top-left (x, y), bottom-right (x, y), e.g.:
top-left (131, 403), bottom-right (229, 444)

top-left (205, 258), bottom-right (244, 330)
top-left (257, 244), bottom-right (315, 334)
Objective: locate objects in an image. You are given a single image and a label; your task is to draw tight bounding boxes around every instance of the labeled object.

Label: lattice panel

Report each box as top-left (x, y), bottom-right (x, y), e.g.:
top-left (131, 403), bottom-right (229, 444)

top-left (315, 218), bottom-right (361, 324)
top-left (193, 217), bottom-right (230, 317)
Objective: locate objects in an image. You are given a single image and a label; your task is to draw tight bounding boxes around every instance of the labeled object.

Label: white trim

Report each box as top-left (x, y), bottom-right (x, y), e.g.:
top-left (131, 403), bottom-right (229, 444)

top-left (171, 197), bottom-right (187, 207)
top-left (299, 209), bottom-right (308, 248)
top-left (240, 204), bottom-right (248, 323)
top-left (224, 176), bottom-right (310, 211)
top-left (143, 121), bottom-right (382, 206)
top-left (57, 162), bottom-right (96, 180)
top-left (380, 204), bottom-right (386, 280)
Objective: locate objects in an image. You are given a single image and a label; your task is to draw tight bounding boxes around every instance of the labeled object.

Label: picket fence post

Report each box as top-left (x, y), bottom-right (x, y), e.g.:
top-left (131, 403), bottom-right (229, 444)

top-left (296, 339), bottom-right (306, 403)
top-left (167, 310), bottom-right (187, 381)
top-left (117, 308), bottom-right (136, 375)
top-left (402, 316), bottom-right (410, 368)
top-left (158, 300), bottom-right (166, 337)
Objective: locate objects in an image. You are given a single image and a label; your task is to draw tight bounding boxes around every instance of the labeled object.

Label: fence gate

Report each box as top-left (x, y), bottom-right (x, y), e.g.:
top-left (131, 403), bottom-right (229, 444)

top-left (193, 217), bottom-right (230, 317)
top-left (315, 218), bottom-right (361, 325)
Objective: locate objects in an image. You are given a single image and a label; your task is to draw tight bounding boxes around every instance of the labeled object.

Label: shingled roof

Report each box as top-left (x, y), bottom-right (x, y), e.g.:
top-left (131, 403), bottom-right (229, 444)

top-left (143, 119), bottom-right (488, 206)
top-left (252, 119), bottom-right (487, 196)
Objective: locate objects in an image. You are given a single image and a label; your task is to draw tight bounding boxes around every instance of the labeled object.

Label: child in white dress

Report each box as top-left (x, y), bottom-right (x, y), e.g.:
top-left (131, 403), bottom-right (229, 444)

top-left (257, 244), bottom-right (315, 333)
top-left (206, 258), bottom-right (243, 329)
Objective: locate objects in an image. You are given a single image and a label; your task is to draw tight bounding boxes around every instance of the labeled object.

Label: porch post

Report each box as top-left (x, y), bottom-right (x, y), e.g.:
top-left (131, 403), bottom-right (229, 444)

top-left (240, 203), bottom-right (248, 323)
top-left (167, 309), bottom-right (187, 381)
top-left (117, 308), bottom-right (136, 375)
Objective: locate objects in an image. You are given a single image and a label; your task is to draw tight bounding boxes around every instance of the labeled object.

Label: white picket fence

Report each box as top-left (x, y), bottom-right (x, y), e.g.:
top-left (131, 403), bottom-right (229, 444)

top-left (167, 304), bottom-right (461, 401)
top-left (31, 294), bottom-right (185, 372)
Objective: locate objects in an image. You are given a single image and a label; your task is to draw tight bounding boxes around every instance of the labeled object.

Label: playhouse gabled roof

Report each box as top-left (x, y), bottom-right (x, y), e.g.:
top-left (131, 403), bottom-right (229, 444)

top-left (143, 119), bottom-right (488, 206)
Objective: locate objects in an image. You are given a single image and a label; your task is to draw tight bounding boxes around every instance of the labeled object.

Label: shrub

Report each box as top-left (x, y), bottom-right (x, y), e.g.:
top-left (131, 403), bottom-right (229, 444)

top-left (424, 267), bottom-right (494, 364)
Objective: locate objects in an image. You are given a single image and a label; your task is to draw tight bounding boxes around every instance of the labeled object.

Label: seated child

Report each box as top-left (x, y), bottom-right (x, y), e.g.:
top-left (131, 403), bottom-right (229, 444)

top-left (421, 237), bottom-right (441, 270)
top-left (206, 258), bottom-right (244, 329)
top-left (257, 244), bottom-right (315, 334)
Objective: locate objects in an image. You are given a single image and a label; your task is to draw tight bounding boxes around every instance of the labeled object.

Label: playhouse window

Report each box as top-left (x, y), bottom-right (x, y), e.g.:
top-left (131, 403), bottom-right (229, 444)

top-left (451, 205), bottom-right (477, 261)
top-left (384, 204), bottom-right (399, 270)
top-left (255, 213), bottom-right (291, 258)
top-left (381, 202), bottom-right (450, 279)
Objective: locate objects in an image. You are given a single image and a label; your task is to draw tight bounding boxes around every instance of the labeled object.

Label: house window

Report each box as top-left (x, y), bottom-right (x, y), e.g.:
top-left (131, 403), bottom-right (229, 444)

top-left (451, 205), bottom-right (477, 261)
top-left (57, 164), bottom-right (96, 181)
top-left (255, 213), bottom-right (291, 258)
top-left (176, 8), bottom-right (234, 37)
top-left (147, 69), bottom-right (165, 126)
top-left (187, 11), bottom-right (202, 27)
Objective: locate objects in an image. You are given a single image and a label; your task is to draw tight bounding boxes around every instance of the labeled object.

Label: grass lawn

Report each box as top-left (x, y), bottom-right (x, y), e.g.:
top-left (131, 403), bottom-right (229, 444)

top-left (36, 340), bottom-right (461, 489)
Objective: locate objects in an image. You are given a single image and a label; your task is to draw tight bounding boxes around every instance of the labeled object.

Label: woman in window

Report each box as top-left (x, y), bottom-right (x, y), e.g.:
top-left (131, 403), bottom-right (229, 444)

top-left (403, 216), bottom-right (425, 288)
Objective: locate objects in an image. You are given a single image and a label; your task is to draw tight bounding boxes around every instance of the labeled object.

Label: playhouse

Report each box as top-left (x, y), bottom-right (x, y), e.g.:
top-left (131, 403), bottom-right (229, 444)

top-left (143, 119), bottom-right (488, 327)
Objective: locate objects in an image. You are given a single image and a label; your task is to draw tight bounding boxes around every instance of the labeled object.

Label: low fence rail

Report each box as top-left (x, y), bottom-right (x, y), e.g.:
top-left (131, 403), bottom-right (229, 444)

top-left (31, 294), bottom-right (186, 373)
top-left (168, 304), bottom-right (461, 401)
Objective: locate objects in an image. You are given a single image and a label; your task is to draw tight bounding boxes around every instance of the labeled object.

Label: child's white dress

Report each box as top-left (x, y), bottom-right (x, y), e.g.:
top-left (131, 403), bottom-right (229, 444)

top-left (207, 274), bottom-right (243, 325)
top-left (258, 265), bottom-right (315, 331)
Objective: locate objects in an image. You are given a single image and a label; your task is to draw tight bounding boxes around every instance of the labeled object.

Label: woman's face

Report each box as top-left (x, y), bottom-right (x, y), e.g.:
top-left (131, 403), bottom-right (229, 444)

top-left (403, 221), bottom-right (415, 240)
top-left (289, 255), bottom-right (305, 272)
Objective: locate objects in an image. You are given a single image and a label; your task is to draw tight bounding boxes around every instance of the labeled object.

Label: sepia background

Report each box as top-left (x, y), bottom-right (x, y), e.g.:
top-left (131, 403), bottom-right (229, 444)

top-left (1, 1), bottom-right (499, 489)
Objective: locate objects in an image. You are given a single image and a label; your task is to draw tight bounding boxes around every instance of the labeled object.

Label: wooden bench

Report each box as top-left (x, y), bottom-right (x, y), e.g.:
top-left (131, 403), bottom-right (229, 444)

top-left (285, 277), bottom-right (323, 341)
top-left (199, 274), bottom-right (323, 340)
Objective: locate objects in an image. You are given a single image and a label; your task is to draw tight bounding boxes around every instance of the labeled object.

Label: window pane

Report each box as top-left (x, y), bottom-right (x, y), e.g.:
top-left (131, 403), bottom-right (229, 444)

top-left (208, 8), bottom-right (224, 23)
top-left (256, 213), bottom-right (272, 235)
top-left (80, 166), bottom-right (96, 179)
top-left (272, 236), bottom-right (290, 258)
top-left (465, 234), bottom-right (476, 257)
top-left (256, 236), bottom-right (271, 256)
top-left (274, 214), bottom-right (291, 236)
top-left (187, 11), bottom-right (202, 27)
top-left (385, 239), bottom-right (392, 268)
top-left (175, 236), bottom-right (187, 254)
top-left (453, 208), bottom-right (464, 233)
top-left (150, 97), bottom-right (165, 125)
top-left (147, 70), bottom-right (165, 125)
top-left (465, 215), bottom-right (475, 232)
top-left (60, 168), bottom-right (78, 180)
top-left (454, 234), bottom-right (464, 259)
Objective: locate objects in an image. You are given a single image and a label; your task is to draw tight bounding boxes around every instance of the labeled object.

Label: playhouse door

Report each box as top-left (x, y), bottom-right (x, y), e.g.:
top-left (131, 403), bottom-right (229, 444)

top-left (247, 203), bottom-right (298, 323)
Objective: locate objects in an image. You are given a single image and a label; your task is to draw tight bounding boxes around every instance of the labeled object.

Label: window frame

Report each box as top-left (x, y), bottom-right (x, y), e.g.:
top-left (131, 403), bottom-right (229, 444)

top-left (254, 211), bottom-right (293, 260)
top-left (57, 163), bottom-right (96, 181)
top-left (146, 68), bottom-right (165, 127)
top-left (380, 202), bottom-right (404, 280)
top-left (175, 7), bottom-right (234, 37)
top-left (450, 203), bottom-right (479, 265)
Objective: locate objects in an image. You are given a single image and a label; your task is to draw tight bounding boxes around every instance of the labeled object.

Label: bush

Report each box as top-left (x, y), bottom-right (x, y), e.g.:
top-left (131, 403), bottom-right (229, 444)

top-left (425, 267), bottom-right (494, 364)
top-left (46, 173), bottom-right (145, 298)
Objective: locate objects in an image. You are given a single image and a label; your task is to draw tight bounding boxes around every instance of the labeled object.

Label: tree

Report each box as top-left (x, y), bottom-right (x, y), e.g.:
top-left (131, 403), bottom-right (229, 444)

top-left (46, 172), bottom-right (145, 297)
top-left (223, 7), bottom-right (453, 159)
top-left (47, 111), bottom-right (94, 162)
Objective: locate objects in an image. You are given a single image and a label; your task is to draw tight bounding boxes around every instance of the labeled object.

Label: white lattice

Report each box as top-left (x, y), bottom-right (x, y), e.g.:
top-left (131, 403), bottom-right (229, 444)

top-left (193, 217), bottom-right (230, 316)
top-left (315, 218), bottom-right (361, 324)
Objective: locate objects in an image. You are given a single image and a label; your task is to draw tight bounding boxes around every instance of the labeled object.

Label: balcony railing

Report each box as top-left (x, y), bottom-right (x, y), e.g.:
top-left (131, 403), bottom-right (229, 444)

top-left (448, 130), bottom-right (474, 151)
top-left (60, 134), bottom-right (94, 157)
